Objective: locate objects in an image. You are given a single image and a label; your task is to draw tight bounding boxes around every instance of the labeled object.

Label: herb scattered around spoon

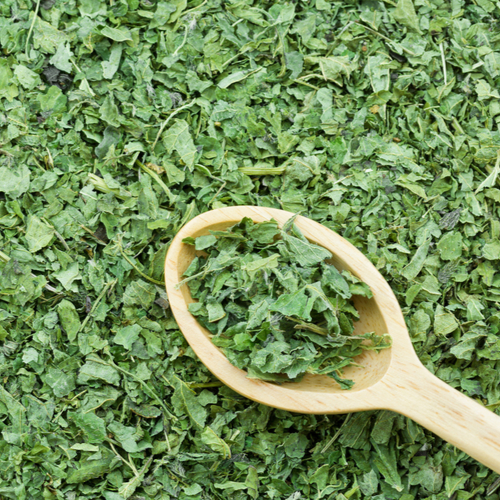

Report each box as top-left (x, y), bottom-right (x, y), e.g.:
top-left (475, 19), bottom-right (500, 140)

top-left (179, 216), bottom-right (391, 389)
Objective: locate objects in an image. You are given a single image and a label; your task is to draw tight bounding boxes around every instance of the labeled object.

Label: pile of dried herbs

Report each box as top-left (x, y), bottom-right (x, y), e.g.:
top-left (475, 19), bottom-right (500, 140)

top-left (1, 0), bottom-right (500, 498)
top-left (181, 216), bottom-right (391, 387)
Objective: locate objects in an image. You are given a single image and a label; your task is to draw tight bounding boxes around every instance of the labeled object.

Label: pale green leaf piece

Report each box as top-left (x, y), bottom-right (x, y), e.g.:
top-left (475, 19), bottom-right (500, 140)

top-left (409, 309), bottom-right (431, 342)
top-left (107, 421), bottom-right (151, 453)
top-left (45, 368), bottom-right (76, 398)
top-left (359, 469), bottom-right (378, 496)
top-left (162, 119), bottom-right (196, 169)
top-left (475, 155), bottom-right (500, 193)
top-left (32, 15), bottom-right (69, 53)
top-left (14, 65), bottom-right (41, 90)
top-left (57, 299), bottom-right (81, 342)
top-left (466, 298), bottom-right (485, 321)
top-left (483, 240), bottom-right (500, 260)
top-left (273, 4), bottom-right (296, 23)
top-left (78, 0), bottom-right (107, 17)
top-left (71, 411), bottom-right (107, 444)
top-left (123, 280), bottom-right (157, 309)
top-left (37, 85), bottom-right (67, 112)
top-left (269, 288), bottom-right (309, 319)
top-left (171, 376), bottom-right (207, 429)
top-left (305, 56), bottom-right (354, 84)
top-left (242, 254), bottom-right (280, 278)
top-left (0, 59), bottom-right (19, 100)
top-left (401, 239), bottom-right (430, 280)
top-left (133, 362), bottom-right (152, 381)
top-left (437, 232), bottom-right (462, 261)
top-left (450, 330), bottom-right (486, 360)
top-left (200, 427), bottom-right (231, 458)
top-left (285, 51), bottom-right (303, 79)
top-left (434, 305), bottom-right (459, 336)
top-left (102, 43), bottom-right (123, 79)
top-left (0, 386), bottom-right (26, 433)
top-left (0, 166), bottom-right (30, 198)
top-left (53, 262), bottom-right (80, 290)
top-left (309, 464), bottom-right (329, 490)
top-left (445, 475), bottom-right (470, 497)
top-left (476, 79), bottom-right (500, 101)
top-left (396, 176), bottom-right (427, 199)
top-left (245, 466), bottom-right (260, 500)
top-left (167, 0), bottom-right (187, 24)
top-left (218, 70), bottom-right (252, 89)
top-left (206, 297), bottom-right (226, 322)
top-left (410, 463), bottom-right (443, 493)
top-left (118, 476), bottom-right (143, 500)
top-left (149, 3), bottom-right (177, 29)
top-left (113, 324), bottom-right (142, 350)
top-left (214, 481), bottom-right (248, 492)
top-left (281, 233), bottom-right (332, 267)
top-left (49, 42), bottom-right (74, 73)
top-left (103, 492), bottom-right (126, 500)
top-left (25, 215), bottom-right (55, 253)
top-left (99, 95), bottom-right (121, 127)
top-left (101, 26), bottom-right (133, 42)
top-left (70, 443), bottom-right (100, 452)
top-left (78, 358), bottom-right (121, 385)
top-left (194, 234), bottom-right (217, 250)
top-left (66, 459), bottom-right (113, 484)
top-left (372, 443), bottom-right (403, 492)
top-left (393, 0), bottom-right (421, 33)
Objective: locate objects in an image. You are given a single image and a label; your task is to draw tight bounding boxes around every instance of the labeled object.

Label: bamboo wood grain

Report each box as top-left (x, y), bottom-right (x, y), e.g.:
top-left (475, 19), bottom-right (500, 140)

top-left (164, 206), bottom-right (500, 473)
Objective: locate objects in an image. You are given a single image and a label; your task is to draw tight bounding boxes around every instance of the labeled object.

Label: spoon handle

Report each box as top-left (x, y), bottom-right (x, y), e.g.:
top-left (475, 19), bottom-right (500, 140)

top-left (384, 363), bottom-right (500, 473)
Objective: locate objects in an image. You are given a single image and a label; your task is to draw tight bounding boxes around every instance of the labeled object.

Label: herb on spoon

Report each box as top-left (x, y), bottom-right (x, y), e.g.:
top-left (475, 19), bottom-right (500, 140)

top-left (180, 217), bottom-right (391, 389)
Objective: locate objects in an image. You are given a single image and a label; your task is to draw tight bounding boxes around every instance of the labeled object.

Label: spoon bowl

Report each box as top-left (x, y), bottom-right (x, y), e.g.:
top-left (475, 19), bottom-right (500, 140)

top-left (165, 206), bottom-right (500, 473)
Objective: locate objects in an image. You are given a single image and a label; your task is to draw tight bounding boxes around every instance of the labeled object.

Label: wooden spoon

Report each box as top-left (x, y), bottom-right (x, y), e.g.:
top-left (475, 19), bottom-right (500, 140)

top-left (164, 206), bottom-right (500, 473)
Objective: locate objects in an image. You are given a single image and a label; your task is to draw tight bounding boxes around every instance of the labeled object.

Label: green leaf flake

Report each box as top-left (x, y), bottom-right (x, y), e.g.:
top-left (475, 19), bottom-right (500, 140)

top-left (437, 232), bottom-right (462, 261)
top-left (171, 376), bottom-right (207, 429)
top-left (393, 0), bottom-right (421, 33)
top-left (194, 234), bottom-right (217, 250)
top-left (200, 427), bottom-right (231, 458)
top-left (14, 65), bottom-right (41, 90)
top-left (78, 358), bottom-right (121, 386)
top-left (359, 469), bottom-right (378, 496)
top-left (123, 280), bottom-right (157, 309)
top-left (162, 119), bottom-right (197, 170)
top-left (102, 43), bottom-right (123, 79)
top-left (281, 233), bottom-right (332, 267)
top-left (45, 368), bottom-right (76, 397)
top-left (71, 411), bottom-right (107, 444)
top-left (66, 459), bottom-right (113, 484)
top-left (108, 421), bottom-right (149, 453)
top-left (101, 26), bottom-right (133, 42)
top-left (450, 329), bottom-right (486, 360)
top-left (25, 215), bottom-right (55, 253)
top-left (434, 305), bottom-right (459, 336)
top-left (53, 261), bottom-right (80, 290)
top-left (0, 166), bottom-right (30, 198)
top-left (113, 324), bottom-right (142, 350)
top-left (99, 95), bottom-right (121, 127)
top-left (48, 42), bottom-right (74, 73)
top-left (483, 240), bottom-right (500, 260)
top-left (373, 443), bottom-right (403, 492)
top-left (401, 239), bottom-right (430, 280)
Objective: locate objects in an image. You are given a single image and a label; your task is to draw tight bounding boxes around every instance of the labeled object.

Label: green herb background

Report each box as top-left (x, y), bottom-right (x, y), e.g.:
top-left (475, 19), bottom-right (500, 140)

top-left (1, 0), bottom-right (500, 498)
